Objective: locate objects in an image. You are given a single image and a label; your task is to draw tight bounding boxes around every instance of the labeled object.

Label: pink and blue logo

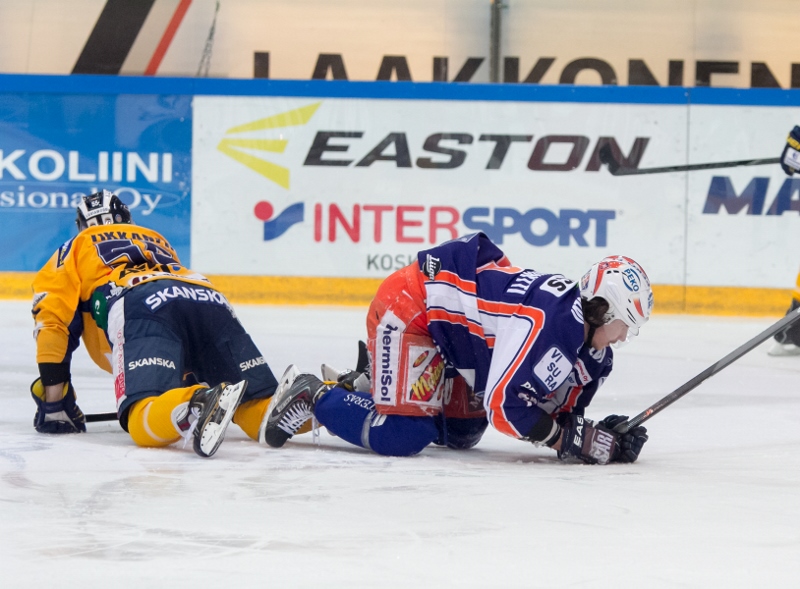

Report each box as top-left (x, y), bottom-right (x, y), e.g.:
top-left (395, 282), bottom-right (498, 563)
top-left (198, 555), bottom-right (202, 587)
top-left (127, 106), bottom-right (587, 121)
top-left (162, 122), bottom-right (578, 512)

top-left (254, 201), bottom-right (305, 240)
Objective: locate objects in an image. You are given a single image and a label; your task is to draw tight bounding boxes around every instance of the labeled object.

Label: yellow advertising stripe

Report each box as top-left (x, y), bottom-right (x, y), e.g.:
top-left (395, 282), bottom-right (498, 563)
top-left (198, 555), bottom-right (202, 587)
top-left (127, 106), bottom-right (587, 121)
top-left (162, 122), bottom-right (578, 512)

top-left (0, 272), bottom-right (791, 315)
top-left (206, 275), bottom-right (383, 306)
top-left (0, 273), bottom-right (34, 300)
top-left (648, 284), bottom-right (792, 316)
top-left (218, 138), bottom-right (288, 152)
top-left (225, 102), bottom-right (322, 134)
top-left (216, 141), bottom-right (290, 188)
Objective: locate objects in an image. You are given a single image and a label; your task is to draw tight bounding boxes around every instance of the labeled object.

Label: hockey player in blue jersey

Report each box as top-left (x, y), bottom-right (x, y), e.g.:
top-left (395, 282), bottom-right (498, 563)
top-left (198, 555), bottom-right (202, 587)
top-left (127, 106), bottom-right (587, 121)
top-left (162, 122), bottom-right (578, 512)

top-left (263, 232), bottom-right (652, 464)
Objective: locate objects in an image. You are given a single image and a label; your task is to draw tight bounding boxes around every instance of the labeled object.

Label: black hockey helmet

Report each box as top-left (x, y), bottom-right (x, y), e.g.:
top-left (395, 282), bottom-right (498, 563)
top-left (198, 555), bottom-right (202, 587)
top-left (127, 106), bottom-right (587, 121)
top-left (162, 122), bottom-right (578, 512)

top-left (76, 190), bottom-right (132, 231)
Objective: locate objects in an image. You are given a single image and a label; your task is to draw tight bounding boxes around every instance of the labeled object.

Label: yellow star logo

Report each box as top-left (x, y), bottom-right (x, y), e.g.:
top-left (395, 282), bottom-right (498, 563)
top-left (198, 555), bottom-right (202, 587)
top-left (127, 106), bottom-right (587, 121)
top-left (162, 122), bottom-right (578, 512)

top-left (216, 102), bottom-right (321, 189)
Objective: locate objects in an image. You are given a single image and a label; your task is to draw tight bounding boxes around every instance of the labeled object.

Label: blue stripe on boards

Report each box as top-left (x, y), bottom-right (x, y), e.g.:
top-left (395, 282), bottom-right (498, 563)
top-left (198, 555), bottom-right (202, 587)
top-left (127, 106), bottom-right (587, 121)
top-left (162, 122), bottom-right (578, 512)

top-left (3, 73), bottom-right (800, 106)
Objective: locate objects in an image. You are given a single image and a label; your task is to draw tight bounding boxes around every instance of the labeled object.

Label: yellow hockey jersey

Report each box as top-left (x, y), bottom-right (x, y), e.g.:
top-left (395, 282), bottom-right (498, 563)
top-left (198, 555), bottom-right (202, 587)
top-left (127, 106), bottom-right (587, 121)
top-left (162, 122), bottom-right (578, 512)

top-left (32, 224), bottom-right (212, 374)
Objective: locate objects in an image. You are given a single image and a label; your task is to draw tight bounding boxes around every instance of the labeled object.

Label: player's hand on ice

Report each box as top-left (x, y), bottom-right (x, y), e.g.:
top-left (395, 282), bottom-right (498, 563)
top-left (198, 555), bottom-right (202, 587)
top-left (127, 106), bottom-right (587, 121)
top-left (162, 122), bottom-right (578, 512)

top-left (557, 413), bottom-right (621, 465)
top-left (780, 126), bottom-right (800, 176)
top-left (598, 414), bottom-right (649, 463)
top-left (30, 378), bottom-right (86, 433)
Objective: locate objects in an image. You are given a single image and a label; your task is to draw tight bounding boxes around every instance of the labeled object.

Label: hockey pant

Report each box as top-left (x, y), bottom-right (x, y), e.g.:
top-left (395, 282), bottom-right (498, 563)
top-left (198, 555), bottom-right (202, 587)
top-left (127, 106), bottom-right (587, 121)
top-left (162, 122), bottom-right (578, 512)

top-left (314, 264), bottom-right (486, 456)
top-left (366, 264), bottom-right (485, 421)
top-left (107, 279), bottom-right (278, 442)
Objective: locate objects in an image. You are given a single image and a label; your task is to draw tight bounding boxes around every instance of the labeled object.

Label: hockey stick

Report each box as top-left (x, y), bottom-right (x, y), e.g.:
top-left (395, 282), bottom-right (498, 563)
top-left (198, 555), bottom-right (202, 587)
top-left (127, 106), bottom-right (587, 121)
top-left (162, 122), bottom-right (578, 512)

top-left (614, 306), bottom-right (800, 434)
top-left (599, 144), bottom-right (779, 176)
top-left (85, 412), bottom-right (117, 423)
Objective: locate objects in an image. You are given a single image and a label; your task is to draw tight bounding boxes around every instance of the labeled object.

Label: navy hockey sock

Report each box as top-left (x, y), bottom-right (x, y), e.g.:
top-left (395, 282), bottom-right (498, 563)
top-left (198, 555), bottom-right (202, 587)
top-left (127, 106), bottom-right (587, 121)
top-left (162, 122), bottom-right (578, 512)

top-left (315, 388), bottom-right (438, 456)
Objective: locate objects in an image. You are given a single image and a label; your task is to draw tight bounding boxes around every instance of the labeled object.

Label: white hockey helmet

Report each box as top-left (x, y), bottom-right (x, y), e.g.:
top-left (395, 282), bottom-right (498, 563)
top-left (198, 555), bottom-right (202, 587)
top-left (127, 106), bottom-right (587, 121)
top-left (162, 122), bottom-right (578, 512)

top-left (580, 255), bottom-right (653, 336)
top-left (76, 190), bottom-right (132, 231)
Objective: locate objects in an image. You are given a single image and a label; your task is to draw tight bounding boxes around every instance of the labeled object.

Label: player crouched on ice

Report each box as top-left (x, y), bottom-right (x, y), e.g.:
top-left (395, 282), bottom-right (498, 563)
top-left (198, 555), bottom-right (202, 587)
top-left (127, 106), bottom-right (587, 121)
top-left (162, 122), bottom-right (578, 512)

top-left (30, 190), bottom-right (284, 457)
top-left (262, 232), bottom-right (651, 464)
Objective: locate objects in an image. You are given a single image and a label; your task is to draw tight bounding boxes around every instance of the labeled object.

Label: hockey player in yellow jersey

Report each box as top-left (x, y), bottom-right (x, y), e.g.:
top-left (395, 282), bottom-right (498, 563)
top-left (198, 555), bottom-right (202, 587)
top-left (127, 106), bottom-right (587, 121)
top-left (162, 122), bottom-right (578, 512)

top-left (31, 190), bottom-right (283, 457)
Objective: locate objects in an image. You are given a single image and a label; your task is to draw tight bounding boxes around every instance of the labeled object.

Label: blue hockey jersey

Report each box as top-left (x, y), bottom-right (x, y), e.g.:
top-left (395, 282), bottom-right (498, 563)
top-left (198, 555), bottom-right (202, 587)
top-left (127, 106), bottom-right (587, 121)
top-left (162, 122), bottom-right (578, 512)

top-left (418, 233), bottom-right (613, 439)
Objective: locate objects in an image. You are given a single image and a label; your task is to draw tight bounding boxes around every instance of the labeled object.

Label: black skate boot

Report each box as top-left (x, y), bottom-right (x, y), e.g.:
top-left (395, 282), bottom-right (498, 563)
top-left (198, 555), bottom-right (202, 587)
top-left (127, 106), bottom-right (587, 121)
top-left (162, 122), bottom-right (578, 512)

top-left (319, 339), bottom-right (372, 392)
top-left (320, 363), bottom-right (371, 392)
top-left (177, 380), bottom-right (247, 457)
top-left (261, 365), bottom-right (328, 448)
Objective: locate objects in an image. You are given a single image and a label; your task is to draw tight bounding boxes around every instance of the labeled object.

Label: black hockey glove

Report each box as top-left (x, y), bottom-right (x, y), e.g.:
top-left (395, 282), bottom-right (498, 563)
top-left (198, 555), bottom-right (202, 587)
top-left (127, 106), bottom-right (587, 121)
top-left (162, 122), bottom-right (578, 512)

top-left (557, 413), bottom-right (618, 465)
top-left (30, 378), bottom-right (86, 434)
top-left (780, 126), bottom-right (800, 176)
top-left (598, 414), bottom-right (649, 463)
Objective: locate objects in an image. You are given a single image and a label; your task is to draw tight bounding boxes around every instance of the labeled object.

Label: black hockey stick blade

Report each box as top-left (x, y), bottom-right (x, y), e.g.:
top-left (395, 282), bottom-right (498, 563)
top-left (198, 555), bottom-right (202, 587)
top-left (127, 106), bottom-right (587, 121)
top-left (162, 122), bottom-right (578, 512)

top-left (599, 144), bottom-right (779, 176)
top-left (614, 306), bottom-right (800, 434)
top-left (85, 412), bottom-right (118, 423)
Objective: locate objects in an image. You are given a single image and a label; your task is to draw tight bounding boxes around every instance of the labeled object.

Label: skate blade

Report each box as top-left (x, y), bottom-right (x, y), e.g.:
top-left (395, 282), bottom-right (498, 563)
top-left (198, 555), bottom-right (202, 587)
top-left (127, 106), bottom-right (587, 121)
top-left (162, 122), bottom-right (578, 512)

top-left (275, 365), bottom-right (301, 398)
top-left (320, 364), bottom-right (341, 382)
top-left (196, 380), bottom-right (248, 457)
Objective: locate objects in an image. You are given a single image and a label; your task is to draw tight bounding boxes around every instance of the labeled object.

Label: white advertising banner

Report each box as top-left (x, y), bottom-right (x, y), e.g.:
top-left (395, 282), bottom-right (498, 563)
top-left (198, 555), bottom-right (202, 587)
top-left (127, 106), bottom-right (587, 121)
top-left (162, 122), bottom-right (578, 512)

top-left (686, 105), bottom-right (800, 288)
top-left (192, 93), bottom-right (799, 289)
top-left (192, 95), bottom-right (689, 284)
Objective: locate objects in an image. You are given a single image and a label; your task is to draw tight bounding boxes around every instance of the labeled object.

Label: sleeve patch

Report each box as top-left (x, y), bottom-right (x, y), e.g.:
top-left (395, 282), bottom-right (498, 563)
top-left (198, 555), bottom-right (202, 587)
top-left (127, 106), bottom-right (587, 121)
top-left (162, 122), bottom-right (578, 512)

top-left (533, 346), bottom-right (572, 392)
top-left (56, 238), bottom-right (75, 267)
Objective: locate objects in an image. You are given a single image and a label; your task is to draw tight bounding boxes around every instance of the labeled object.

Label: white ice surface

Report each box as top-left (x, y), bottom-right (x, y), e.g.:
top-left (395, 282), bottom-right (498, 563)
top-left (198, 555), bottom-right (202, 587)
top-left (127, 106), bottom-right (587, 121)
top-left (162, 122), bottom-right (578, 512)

top-left (2, 300), bottom-right (799, 588)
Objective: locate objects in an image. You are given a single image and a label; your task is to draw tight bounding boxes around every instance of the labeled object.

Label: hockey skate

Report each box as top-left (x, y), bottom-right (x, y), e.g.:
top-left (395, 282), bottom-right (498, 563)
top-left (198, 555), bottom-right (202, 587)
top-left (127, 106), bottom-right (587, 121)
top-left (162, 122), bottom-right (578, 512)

top-left (321, 363), bottom-right (371, 392)
top-left (261, 365), bottom-right (328, 448)
top-left (180, 380), bottom-right (247, 458)
top-left (767, 341), bottom-right (800, 356)
top-left (258, 364), bottom-right (299, 444)
top-left (767, 327), bottom-right (800, 356)
top-left (318, 340), bottom-right (371, 392)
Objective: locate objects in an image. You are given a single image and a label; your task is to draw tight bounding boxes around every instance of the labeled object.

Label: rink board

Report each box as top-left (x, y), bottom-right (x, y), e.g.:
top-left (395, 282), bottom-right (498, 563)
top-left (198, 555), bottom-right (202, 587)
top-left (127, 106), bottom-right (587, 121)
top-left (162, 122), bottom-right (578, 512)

top-left (1, 76), bottom-right (799, 313)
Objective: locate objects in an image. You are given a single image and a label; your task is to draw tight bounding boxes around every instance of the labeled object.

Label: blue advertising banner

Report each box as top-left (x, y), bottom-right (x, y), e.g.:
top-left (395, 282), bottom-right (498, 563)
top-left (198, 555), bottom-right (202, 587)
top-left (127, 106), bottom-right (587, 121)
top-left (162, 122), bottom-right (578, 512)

top-left (0, 92), bottom-right (191, 271)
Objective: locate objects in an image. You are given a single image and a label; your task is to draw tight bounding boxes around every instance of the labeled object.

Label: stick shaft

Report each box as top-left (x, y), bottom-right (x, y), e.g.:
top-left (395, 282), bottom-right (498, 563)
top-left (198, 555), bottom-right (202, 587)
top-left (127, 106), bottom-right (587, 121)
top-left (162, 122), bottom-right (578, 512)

top-left (85, 412), bottom-right (118, 422)
top-left (612, 157), bottom-right (779, 176)
top-left (616, 307), bottom-right (800, 433)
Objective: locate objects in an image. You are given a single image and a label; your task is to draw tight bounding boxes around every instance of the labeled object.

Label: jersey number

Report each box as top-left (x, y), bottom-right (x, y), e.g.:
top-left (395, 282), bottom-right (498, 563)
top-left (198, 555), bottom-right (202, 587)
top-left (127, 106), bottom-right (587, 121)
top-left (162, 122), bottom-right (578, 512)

top-left (95, 239), bottom-right (177, 268)
top-left (539, 275), bottom-right (575, 297)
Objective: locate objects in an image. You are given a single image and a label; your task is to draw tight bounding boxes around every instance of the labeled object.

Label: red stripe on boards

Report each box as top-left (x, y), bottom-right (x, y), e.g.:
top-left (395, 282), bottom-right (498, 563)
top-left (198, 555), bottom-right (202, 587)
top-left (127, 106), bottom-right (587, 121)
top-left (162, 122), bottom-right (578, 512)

top-left (145, 0), bottom-right (193, 75)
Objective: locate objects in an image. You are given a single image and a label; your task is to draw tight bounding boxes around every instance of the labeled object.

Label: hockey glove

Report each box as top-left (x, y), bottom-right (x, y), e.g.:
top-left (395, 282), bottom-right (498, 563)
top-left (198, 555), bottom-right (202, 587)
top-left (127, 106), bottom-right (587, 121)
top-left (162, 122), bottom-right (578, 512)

top-left (30, 378), bottom-right (86, 434)
top-left (557, 413), bottom-right (617, 465)
top-left (598, 414), bottom-right (649, 463)
top-left (780, 126), bottom-right (800, 176)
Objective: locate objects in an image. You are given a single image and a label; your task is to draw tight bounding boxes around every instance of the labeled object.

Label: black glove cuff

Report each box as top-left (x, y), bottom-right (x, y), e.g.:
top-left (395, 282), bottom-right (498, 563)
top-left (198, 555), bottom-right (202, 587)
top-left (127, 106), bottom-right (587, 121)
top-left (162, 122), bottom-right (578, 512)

top-left (38, 362), bottom-right (71, 386)
top-left (525, 413), bottom-right (560, 446)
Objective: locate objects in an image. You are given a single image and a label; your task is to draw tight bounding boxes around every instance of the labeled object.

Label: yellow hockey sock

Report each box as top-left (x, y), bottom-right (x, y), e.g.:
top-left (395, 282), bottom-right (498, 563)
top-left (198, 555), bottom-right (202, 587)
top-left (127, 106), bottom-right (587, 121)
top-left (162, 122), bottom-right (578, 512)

top-left (233, 397), bottom-right (271, 441)
top-left (128, 385), bottom-right (205, 447)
